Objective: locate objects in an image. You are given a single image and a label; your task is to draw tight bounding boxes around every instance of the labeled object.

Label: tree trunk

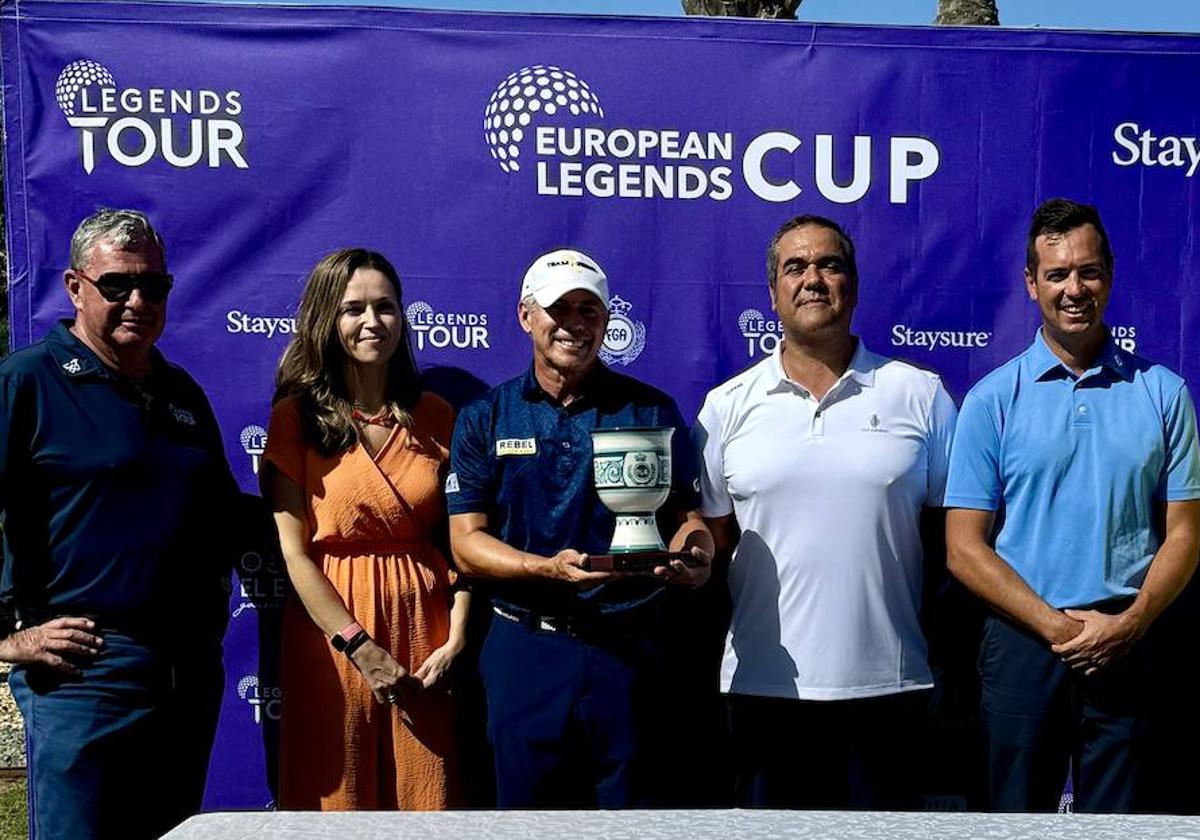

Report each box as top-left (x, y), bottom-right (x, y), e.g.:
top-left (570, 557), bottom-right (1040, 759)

top-left (935, 0), bottom-right (999, 25)
top-left (681, 0), bottom-right (802, 20)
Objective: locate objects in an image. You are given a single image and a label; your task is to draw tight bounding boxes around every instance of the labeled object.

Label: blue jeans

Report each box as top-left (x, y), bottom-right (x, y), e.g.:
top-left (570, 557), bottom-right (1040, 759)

top-left (979, 612), bottom-right (1146, 812)
top-left (10, 631), bottom-right (223, 839)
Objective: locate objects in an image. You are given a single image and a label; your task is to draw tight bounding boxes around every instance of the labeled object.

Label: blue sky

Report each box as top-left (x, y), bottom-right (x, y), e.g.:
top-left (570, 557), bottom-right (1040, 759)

top-left (293, 0), bottom-right (1200, 34)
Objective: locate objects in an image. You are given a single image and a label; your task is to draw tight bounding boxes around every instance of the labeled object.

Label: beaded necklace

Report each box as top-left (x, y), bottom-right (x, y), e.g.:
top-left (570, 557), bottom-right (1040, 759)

top-left (351, 406), bottom-right (397, 427)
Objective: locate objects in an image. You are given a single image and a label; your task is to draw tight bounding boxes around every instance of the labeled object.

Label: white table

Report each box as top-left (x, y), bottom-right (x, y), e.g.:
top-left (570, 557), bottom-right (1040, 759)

top-left (162, 809), bottom-right (1200, 839)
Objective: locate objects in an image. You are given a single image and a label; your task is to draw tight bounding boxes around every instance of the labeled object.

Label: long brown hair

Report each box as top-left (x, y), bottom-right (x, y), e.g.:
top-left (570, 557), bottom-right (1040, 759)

top-left (274, 248), bottom-right (420, 455)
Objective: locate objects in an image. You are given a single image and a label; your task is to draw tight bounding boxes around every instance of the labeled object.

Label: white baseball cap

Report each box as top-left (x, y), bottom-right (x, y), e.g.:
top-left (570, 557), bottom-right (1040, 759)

top-left (520, 249), bottom-right (609, 309)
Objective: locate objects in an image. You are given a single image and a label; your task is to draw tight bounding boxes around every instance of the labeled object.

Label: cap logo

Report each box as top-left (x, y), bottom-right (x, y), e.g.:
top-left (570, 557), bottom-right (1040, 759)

top-left (546, 258), bottom-right (599, 274)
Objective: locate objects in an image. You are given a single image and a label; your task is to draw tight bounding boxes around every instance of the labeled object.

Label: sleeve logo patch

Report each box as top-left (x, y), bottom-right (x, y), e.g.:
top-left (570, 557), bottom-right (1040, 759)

top-left (496, 438), bottom-right (537, 456)
top-left (445, 472), bottom-right (460, 494)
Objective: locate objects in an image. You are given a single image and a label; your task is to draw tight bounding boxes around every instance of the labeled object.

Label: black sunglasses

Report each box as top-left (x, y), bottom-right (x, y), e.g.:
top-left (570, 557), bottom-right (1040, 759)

top-left (75, 269), bottom-right (174, 303)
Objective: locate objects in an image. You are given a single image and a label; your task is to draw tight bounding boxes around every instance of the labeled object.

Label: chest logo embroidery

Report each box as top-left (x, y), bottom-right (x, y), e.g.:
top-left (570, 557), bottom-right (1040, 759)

top-left (862, 413), bottom-right (889, 433)
top-left (62, 358), bottom-right (83, 374)
top-left (496, 438), bottom-right (537, 456)
top-left (169, 404), bottom-right (197, 426)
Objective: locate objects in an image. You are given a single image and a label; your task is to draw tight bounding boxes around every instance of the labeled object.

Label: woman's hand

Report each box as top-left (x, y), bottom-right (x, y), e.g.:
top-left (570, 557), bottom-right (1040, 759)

top-left (413, 637), bottom-right (465, 691)
top-left (349, 639), bottom-right (422, 705)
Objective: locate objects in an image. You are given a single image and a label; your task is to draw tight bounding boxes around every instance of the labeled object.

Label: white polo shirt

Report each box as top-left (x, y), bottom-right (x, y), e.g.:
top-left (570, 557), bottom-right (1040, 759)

top-left (696, 341), bottom-right (957, 700)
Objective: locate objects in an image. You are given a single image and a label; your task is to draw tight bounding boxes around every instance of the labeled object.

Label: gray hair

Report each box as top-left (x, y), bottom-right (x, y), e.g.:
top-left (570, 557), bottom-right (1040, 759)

top-left (69, 208), bottom-right (166, 270)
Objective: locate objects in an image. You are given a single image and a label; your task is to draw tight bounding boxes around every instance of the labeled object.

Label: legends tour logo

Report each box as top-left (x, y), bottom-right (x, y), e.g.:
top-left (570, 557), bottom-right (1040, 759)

top-left (405, 301), bottom-right (491, 352)
top-left (55, 59), bottom-right (248, 174)
top-left (237, 675), bottom-right (282, 724)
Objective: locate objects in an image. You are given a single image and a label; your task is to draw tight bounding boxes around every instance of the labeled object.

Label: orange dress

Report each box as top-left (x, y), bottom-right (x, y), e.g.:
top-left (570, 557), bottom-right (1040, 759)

top-left (263, 392), bottom-right (457, 810)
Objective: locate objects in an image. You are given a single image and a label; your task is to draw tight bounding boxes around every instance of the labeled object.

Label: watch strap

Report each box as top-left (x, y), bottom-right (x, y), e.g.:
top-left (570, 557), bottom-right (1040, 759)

top-left (331, 621), bottom-right (365, 652)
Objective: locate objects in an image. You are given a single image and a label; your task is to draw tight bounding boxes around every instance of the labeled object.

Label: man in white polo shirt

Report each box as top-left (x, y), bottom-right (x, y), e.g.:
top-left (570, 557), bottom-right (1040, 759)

top-left (695, 214), bottom-right (957, 809)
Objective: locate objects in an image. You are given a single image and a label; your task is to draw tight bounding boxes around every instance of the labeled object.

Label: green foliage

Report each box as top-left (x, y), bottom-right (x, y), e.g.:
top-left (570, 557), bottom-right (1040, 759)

top-left (0, 778), bottom-right (27, 840)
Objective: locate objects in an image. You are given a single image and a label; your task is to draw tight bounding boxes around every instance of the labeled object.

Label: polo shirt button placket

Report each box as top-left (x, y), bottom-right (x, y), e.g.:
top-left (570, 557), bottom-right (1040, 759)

top-left (1072, 385), bottom-right (1092, 428)
top-left (555, 413), bottom-right (575, 475)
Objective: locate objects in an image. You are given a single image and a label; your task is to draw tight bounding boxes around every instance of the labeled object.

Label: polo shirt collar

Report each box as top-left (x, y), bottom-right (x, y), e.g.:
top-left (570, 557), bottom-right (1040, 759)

top-left (45, 319), bottom-right (165, 383)
top-left (1026, 328), bottom-right (1133, 382)
top-left (520, 361), bottom-right (614, 405)
top-left (765, 337), bottom-right (876, 396)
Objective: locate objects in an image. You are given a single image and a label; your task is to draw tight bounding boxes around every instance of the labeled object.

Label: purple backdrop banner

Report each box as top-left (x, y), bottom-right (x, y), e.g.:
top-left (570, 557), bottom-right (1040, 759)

top-left (4, 0), bottom-right (1200, 808)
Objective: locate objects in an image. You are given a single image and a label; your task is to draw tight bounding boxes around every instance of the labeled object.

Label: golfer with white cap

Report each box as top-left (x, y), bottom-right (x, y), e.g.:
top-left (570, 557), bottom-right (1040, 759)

top-left (448, 248), bottom-right (712, 807)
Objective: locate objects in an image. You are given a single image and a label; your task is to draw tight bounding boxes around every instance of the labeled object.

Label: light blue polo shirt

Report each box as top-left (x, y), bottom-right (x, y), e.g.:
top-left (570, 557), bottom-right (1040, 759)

top-left (945, 329), bottom-right (1200, 609)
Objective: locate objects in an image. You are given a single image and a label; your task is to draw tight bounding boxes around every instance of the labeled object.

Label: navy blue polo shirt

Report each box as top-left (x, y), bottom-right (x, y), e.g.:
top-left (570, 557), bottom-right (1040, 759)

top-left (0, 322), bottom-right (237, 631)
top-left (447, 363), bottom-right (698, 616)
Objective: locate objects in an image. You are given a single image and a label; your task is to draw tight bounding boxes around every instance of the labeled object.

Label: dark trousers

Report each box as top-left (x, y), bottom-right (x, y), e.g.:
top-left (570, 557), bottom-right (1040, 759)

top-left (480, 612), bottom-right (654, 808)
top-left (725, 689), bottom-right (930, 810)
top-left (10, 632), bottom-right (223, 840)
top-left (979, 613), bottom-right (1147, 813)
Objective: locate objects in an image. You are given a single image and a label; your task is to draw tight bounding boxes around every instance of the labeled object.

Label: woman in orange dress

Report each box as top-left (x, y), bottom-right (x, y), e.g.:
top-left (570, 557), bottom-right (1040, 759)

top-left (261, 248), bottom-right (467, 810)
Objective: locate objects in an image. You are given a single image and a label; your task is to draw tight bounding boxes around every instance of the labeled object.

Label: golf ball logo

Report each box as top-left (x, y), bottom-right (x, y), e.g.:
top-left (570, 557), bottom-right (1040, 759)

top-left (738, 308), bottom-right (782, 358)
top-left (55, 59), bottom-right (115, 117)
top-left (240, 424), bottom-right (268, 474)
top-left (484, 65), bottom-right (604, 172)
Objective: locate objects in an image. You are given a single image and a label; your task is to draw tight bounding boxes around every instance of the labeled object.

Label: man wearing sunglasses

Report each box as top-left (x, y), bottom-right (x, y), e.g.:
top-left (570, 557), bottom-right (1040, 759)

top-left (0, 208), bottom-right (237, 839)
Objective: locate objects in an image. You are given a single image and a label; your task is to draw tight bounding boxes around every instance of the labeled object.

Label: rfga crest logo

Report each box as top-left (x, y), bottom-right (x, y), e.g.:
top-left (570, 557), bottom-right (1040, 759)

top-left (54, 59), bottom-right (248, 174)
top-left (599, 295), bottom-right (645, 367)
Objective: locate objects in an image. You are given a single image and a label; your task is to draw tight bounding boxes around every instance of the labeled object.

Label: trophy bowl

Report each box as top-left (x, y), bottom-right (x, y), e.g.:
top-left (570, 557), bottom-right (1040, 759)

top-left (590, 426), bottom-right (674, 562)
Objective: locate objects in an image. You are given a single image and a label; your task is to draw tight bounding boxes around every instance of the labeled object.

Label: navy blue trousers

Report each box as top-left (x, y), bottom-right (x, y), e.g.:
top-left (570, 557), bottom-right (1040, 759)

top-left (725, 690), bottom-right (930, 810)
top-left (979, 613), bottom-right (1147, 813)
top-left (480, 613), bottom-right (656, 808)
top-left (10, 632), bottom-right (223, 840)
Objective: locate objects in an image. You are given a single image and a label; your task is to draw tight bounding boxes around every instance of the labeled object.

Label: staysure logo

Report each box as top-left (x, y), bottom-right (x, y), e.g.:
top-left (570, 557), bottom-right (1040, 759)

top-left (226, 310), bottom-right (296, 339)
top-left (405, 302), bottom-right (490, 351)
top-left (599, 295), bottom-right (646, 366)
top-left (738, 308), bottom-right (783, 358)
top-left (1112, 122), bottom-right (1200, 178)
top-left (890, 324), bottom-right (992, 351)
top-left (483, 65), bottom-right (940, 203)
top-left (55, 59), bottom-right (247, 174)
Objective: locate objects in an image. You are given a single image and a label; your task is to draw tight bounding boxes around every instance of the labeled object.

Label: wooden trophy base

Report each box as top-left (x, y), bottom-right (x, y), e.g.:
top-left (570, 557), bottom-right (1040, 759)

top-left (585, 551), bottom-right (703, 573)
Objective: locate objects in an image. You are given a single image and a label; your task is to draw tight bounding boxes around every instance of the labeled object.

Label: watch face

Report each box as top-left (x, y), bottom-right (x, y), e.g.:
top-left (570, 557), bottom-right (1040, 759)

top-left (330, 633), bottom-right (347, 651)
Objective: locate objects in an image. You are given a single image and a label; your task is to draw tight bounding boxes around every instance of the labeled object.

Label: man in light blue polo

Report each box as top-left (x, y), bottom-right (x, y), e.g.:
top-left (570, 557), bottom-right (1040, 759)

top-left (945, 198), bottom-right (1200, 812)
